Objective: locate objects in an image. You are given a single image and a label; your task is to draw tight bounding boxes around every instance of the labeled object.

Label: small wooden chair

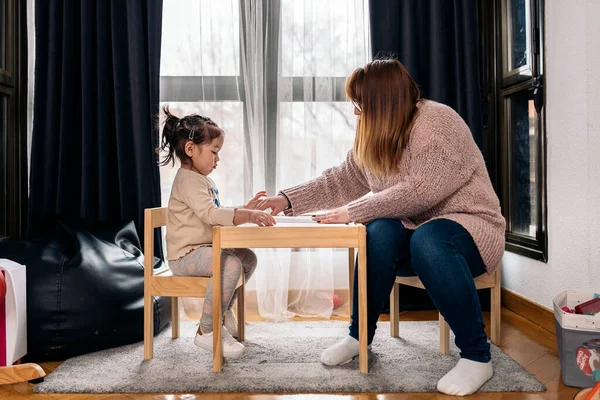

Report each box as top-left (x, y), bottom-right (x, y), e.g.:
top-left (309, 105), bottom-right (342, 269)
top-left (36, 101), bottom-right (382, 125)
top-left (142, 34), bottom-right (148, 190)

top-left (0, 364), bottom-right (45, 385)
top-left (143, 207), bottom-right (245, 362)
top-left (389, 267), bottom-right (501, 354)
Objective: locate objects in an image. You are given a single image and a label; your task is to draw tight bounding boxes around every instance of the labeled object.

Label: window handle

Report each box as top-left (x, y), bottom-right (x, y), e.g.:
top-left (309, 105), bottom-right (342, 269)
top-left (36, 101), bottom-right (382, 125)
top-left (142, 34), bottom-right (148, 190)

top-left (533, 76), bottom-right (544, 115)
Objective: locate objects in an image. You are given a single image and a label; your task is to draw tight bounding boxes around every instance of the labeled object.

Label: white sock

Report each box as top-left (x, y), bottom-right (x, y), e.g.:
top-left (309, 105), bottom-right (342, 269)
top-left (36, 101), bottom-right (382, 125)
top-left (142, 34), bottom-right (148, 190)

top-left (320, 335), bottom-right (360, 366)
top-left (437, 358), bottom-right (493, 396)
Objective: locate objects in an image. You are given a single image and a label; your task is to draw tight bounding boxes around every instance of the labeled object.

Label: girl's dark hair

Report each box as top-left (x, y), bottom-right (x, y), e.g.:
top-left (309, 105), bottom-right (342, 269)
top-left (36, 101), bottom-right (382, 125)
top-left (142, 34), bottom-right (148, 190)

top-left (157, 105), bottom-right (224, 166)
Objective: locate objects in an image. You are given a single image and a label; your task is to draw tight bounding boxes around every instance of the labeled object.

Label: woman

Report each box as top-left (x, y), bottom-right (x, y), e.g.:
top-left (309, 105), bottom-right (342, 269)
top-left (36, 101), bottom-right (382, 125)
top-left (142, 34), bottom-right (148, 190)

top-left (257, 58), bottom-right (505, 396)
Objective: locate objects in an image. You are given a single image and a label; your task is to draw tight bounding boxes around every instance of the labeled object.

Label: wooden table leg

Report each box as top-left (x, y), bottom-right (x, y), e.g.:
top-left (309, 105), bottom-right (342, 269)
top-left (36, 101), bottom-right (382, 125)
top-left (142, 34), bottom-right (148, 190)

top-left (357, 226), bottom-right (368, 373)
top-left (348, 247), bottom-right (355, 317)
top-left (213, 227), bottom-right (223, 372)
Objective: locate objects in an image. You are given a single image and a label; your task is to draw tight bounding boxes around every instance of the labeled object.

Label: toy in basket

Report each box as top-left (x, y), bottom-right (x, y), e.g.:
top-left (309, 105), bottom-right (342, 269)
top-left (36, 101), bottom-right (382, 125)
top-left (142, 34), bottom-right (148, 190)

top-left (554, 290), bottom-right (600, 388)
top-left (573, 345), bottom-right (600, 399)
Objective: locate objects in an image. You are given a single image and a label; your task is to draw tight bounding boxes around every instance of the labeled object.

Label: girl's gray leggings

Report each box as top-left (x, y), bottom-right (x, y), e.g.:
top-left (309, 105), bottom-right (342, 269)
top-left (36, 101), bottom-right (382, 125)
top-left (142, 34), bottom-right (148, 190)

top-left (169, 246), bottom-right (257, 334)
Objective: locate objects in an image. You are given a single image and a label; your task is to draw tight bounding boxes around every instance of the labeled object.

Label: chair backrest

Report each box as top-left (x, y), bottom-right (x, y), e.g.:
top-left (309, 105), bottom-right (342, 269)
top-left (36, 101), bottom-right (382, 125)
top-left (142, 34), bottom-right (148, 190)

top-left (146, 207), bottom-right (167, 229)
top-left (144, 207), bottom-right (167, 279)
top-left (143, 207), bottom-right (212, 299)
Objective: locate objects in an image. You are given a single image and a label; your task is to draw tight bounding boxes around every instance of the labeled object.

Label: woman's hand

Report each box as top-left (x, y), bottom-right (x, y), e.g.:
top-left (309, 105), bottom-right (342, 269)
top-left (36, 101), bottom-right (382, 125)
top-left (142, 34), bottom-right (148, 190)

top-left (244, 190), bottom-right (267, 209)
top-left (255, 195), bottom-right (289, 216)
top-left (249, 210), bottom-right (276, 227)
top-left (312, 206), bottom-right (351, 224)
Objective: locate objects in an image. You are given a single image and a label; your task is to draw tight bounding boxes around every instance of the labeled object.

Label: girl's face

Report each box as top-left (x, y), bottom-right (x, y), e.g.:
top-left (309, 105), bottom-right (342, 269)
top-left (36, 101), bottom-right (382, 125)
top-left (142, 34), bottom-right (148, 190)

top-left (185, 135), bottom-right (224, 175)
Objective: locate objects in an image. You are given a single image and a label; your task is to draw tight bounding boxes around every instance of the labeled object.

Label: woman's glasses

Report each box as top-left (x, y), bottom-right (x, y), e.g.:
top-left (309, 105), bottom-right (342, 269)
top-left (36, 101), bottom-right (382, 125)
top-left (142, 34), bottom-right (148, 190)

top-left (352, 100), bottom-right (362, 113)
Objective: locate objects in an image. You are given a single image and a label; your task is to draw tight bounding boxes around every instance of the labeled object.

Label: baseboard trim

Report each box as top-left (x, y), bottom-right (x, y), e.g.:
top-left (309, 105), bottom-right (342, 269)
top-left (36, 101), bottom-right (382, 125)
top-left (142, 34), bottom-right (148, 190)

top-left (500, 288), bottom-right (559, 353)
top-left (501, 288), bottom-right (556, 335)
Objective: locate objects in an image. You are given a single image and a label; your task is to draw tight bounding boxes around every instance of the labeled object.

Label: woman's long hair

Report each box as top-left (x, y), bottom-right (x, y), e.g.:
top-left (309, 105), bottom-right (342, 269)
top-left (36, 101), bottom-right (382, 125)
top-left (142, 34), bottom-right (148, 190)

top-left (346, 58), bottom-right (421, 178)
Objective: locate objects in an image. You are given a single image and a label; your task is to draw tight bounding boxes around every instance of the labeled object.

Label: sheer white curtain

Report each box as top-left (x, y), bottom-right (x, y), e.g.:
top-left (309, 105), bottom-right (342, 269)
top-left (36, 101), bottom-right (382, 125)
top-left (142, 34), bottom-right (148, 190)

top-left (160, 0), bottom-right (369, 320)
top-left (27, 0), bottom-right (36, 183)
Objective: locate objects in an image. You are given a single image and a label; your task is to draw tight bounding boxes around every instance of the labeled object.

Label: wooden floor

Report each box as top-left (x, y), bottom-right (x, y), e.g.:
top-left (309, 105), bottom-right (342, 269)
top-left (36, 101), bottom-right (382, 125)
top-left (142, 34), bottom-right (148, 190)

top-left (0, 308), bottom-right (583, 400)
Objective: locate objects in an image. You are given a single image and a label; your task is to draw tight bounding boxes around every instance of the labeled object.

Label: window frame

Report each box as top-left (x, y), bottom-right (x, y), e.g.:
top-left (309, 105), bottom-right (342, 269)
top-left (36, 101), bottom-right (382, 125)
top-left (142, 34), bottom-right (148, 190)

top-left (479, 0), bottom-right (547, 261)
top-left (0, 0), bottom-right (27, 242)
top-left (500, 0), bottom-right (534, 86)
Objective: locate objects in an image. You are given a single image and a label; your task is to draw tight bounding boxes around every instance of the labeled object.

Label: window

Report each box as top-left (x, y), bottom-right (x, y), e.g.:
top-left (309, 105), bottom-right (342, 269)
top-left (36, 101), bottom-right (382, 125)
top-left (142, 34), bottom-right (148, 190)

top-left (159, 0), bottom-right (369, 205)
top-left (479, 0), bottom-right (547, 261)
top-left (0, 0), bottom-right (26, 241)
top-left (160, 0), bottom-right (369, 319)
top-left (274, 0), bottom-right (367, 192)
top-left (159, 0), bottom-right (244, 204)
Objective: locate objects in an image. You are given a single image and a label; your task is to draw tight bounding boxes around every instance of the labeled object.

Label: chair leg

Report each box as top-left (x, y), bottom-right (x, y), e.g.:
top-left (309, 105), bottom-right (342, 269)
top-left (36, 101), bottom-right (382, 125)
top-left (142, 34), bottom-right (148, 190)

top-left (390, 282), bottom-right (399, 337)
top-left (237, 277), bottom-right (245, 342)
top-left (0, 363), bottom-right (46, 384)
top-left (490, 284), bottom-right (501, 344)
top-left (144, 291), bottom-right (154, 360)
top-left (439, 313), bottom-right (450, 355)
top-left (172, 296), bottom-right (180, 339)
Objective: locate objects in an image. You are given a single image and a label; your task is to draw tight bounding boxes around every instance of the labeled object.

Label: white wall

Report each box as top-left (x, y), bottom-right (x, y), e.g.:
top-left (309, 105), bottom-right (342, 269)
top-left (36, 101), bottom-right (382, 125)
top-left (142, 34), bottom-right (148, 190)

top-left (502, 0), bottom-right (600, 308)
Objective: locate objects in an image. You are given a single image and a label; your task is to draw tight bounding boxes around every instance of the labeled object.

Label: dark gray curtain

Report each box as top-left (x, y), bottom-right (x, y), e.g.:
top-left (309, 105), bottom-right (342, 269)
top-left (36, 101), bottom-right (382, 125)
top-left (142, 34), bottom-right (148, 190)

top-left (369, 0), bottom-right (484, 148)
top-left (371, 0), bottom-right (490, 312)
top-left (29, 0), bottom-right (164, 257)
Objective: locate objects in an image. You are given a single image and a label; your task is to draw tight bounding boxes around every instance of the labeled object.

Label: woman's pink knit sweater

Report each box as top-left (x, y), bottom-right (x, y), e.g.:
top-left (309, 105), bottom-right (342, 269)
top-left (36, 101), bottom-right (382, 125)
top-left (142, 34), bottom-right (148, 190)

top-left (282, 100), bottom-right (505, 272)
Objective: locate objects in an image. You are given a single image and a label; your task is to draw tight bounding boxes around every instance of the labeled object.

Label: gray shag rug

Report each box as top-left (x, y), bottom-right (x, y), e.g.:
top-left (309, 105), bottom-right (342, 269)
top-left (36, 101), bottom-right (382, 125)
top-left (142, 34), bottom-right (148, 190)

top-left (34, 321), bottom-right (546, 394)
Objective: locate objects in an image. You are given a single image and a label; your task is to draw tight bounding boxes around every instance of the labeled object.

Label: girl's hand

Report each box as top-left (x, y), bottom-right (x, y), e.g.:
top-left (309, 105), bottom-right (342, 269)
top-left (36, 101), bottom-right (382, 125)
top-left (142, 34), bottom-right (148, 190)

top-left (255, 195), bottom-right (289, 216)
top-left (249, 210), bottom-right (276, 227)
top-left (245, 191), bottom-right (267, 209)
top-left (312, 206), bottom-right (351, 224)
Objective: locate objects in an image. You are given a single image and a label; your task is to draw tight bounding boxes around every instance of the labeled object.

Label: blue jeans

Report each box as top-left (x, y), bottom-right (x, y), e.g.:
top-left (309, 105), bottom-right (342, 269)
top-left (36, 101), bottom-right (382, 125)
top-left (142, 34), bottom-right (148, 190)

top-left (348, 218), bottom-right (491, 363)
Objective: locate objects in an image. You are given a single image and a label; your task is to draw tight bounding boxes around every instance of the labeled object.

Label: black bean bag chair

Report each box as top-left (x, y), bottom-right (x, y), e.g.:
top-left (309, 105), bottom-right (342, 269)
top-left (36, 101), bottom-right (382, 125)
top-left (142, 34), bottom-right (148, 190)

top-left (0, 220), bottom-right (170, 361)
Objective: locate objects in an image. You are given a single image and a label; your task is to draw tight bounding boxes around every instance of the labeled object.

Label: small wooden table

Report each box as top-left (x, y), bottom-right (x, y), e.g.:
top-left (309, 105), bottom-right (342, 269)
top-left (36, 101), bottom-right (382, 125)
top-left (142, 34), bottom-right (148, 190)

top-left (211, 223), bottom-right (369, 373)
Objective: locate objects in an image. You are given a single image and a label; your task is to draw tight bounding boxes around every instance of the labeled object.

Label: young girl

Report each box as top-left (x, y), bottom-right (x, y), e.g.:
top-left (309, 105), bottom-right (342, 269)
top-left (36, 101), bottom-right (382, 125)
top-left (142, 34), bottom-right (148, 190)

top-left (158, 106), bottom-right (275, 358)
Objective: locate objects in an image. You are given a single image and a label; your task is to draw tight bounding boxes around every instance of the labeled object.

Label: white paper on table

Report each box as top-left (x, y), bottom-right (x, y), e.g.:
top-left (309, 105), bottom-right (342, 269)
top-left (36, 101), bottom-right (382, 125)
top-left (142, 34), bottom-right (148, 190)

top-left (273, 215), bottom-right (353, 226)
top-left (273, 215), bottom-right (318, 224)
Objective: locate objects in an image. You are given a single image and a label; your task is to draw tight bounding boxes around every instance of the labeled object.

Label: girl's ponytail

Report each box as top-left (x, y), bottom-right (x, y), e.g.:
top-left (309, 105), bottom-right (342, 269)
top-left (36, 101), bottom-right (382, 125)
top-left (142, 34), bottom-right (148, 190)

top-left (157, 105), bottom-right (180, 166)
